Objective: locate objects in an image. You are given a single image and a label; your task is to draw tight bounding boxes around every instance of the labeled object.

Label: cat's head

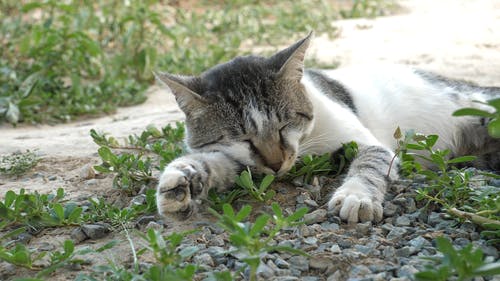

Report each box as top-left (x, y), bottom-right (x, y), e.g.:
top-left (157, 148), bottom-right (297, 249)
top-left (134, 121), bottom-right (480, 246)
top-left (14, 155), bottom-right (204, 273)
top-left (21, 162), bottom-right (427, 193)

top-left (156, 33), bottom-right (314, 176)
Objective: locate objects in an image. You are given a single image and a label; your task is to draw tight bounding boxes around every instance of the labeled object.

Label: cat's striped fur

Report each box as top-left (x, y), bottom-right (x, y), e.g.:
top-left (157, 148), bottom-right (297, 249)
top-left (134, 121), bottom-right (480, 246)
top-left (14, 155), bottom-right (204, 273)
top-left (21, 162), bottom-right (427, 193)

top-left (156, 33), bottom-right (500, 223)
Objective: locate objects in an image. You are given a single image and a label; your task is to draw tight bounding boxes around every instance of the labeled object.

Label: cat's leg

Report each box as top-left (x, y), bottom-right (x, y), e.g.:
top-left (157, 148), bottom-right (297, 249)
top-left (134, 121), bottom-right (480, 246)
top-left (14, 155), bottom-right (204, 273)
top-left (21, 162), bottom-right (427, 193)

top-left (328, 145), bottom-right (398, 223)
top-left (157, 151), bottom-right (241, 219)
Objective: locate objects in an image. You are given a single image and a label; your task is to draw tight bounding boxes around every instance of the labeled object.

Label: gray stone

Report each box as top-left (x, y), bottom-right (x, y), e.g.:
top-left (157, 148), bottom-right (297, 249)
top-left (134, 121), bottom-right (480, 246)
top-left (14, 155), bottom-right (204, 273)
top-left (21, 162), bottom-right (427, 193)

top-left (489, 178), bottom-right (500, 187)
top-left (0, 262), bottom-right (16, 279)
top-left (397, 265), bottom-right (418, 277)
top-left (386, 227), bottom-right (408, 240)
top-left (383, 201), bottom-right (399, 217)
top-left (208, 236), bottom-right (225, 247)
top-left (129, 194), bottom-right (146, 206)
top-left (427, 212), bottom-right (442, 226)
top-left (275, 258), bottom-right (290, 269)
top-left (383, 246), bottom-right (396, 259)
top-left (256, 263), bottom-right (275, 278)
top-left (194, 253), bottom-right (214, 267)
top-left (37, 242), bottom-right (55, 251)
top-left (321, 222), bottom-right (340, 231)
top-left (454, 237), bottom-right (470, 247)
top-left (272, 277), bottom-right (299, 281)
top-left (355, 221), bottom-right (372, 236)
top-left (338, 240), bottom-right (352, 249)
top-left (302, 277), bottom-right (320, 281)
top-left (71, 227), bottom-right (88, 243)
top-left (288, 255), bottom-right (309, 271)
top-left (395, 215), bottom-right (411, 226)
top-left (304, 237), bottom-right (318, 245)
top-left (330, 244), bottom-right (342, 254)
top-left (354, 245), bottom-right (374, 255)
top-left (349, 264), bottom-right (372, 277)
top-left (81, 224), bottom-right (110, 239)
top-left (396, 246), bottom-right (412, 258)
top-left (304, 199), bottom-right (319, 208)
top-left (309, 256), bottom-right (331, 271)
top-left (327, 270), bottom-right (343, 281)
top-left (79, 164), bottom-right (95, 180)
top-left (408, 236), bottom-right (430, 251)
top-left (145, 221), bottom-right (163, 231)
top-left (136, 215), bottom-right (156, 227)
top-left (304, 209), bottom-right (327, 224)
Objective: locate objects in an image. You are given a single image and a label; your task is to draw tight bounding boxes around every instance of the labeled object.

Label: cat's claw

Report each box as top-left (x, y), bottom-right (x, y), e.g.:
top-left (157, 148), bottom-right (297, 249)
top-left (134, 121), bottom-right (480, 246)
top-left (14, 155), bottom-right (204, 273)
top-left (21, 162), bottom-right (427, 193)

top-left (328, 179), bottom-right (383, 223)
top-left (156, 164), bottom-right (196, 219)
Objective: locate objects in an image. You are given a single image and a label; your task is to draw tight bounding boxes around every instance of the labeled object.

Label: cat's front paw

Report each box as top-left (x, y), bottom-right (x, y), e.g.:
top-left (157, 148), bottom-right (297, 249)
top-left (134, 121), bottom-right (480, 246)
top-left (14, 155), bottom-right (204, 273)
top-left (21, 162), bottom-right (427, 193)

top-left (156, 164), bottom-right (198, 220)
top-left (327, 178), bottom-right (383, 223)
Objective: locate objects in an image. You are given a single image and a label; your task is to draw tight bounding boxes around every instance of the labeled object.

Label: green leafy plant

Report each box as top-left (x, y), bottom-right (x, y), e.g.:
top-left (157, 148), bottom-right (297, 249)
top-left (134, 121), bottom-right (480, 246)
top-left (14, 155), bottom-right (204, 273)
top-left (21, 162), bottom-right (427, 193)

top-left (453, 97), bottom-right (500, 138)
top-left (0, 188), bottom-right (83, 230)
top-left (288, 141), bottom-right (358, 183)
top-left (83, 190), bottom-right (157, 228)
top-left (0, 227), bottom-right (45, 270)
top-left (415, 236), bottom-right (500, 281)
top-left (234, 168), bottom-right (276, 202)
top-left (0, 228), bottom-right (115, 276)
top-left (79, 229), bottom-right (198, 281)
top-left (0, 150), bottom-right (39, 176)
top-left (91, 123), bottom-right (185, 195)
top-left (209, 203), bottom-right (308, 281)
top-left (393, 128), bottom-right (500, 234)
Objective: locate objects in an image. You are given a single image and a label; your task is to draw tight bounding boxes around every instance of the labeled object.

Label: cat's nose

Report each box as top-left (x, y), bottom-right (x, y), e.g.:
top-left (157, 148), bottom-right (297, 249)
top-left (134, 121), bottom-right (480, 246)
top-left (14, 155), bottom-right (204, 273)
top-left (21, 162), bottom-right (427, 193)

top-left (269, 161), bottom-right (283, 173)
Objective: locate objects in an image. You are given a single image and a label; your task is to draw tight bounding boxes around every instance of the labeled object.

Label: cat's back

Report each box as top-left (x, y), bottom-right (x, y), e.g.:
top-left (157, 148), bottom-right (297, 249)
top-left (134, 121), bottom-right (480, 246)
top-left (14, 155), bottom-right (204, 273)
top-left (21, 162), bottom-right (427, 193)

top-left (304, 64), bottom-right (497, 150)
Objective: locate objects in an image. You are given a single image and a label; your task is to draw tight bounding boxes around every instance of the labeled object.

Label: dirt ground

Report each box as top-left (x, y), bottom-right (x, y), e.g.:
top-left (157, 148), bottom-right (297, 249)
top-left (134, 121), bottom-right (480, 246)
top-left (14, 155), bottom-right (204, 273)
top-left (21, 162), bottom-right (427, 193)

top-left (0, 0), bottom-right (500, 279)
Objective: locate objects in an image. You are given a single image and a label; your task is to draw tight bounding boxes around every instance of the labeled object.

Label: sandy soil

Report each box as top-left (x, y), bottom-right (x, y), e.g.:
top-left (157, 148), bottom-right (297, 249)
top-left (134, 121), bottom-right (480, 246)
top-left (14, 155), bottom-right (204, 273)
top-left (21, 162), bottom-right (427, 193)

top-left (0, 0), bottom-right (499, 278)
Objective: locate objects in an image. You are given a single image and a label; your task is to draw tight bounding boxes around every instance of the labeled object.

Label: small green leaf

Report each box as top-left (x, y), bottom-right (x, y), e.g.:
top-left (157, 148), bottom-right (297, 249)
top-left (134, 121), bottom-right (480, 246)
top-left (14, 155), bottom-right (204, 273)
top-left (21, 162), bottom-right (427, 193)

top-left (259, 174), bottom-right (275, 191)
top-left (473, 262), bottom-right (500, 276)
top-left (487, 118), bottom-right (500, 138)
top-left (234, 205), bottom-right (252, 222)
top-left (447, 156), bottom-right (477, 164)
top-left (286, 207), bottom-right (308, 223)
top-left (271, 202), bottom-right (284, 220)
top-left (249, 214), bottom-right (270, 237)
top-left (452, 108), bottom-right (494, 117)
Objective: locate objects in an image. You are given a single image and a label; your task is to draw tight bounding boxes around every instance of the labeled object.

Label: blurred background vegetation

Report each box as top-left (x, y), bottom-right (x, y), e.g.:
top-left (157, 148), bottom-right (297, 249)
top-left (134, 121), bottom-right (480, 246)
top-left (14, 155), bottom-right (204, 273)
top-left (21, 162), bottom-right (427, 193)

top-left (0, 0), bottom-right (394, 125)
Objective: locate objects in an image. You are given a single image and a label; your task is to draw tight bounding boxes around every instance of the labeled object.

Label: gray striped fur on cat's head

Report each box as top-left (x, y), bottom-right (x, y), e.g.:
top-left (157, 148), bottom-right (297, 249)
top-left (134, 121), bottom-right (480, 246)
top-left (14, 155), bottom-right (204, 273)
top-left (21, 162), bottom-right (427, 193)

top-left (156, 33), bottom-right (315, 175)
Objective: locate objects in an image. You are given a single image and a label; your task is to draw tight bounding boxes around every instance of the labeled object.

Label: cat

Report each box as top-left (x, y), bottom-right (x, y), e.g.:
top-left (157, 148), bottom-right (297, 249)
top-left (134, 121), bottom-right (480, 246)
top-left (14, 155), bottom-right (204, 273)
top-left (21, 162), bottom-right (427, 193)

top-left (154, 32), bottom-right (500, 223)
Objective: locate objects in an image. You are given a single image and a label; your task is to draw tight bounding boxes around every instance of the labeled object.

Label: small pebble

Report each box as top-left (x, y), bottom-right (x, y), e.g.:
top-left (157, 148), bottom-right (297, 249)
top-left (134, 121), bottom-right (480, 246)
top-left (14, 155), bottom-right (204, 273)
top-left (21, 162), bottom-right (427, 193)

top-left (304, 209), bottom-right (327, 224)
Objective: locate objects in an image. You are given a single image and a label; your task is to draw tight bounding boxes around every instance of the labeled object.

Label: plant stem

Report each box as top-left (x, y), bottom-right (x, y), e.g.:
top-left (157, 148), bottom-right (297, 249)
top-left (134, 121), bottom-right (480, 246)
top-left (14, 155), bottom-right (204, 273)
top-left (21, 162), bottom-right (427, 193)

top-left (447, 208), bottom-right (500, 229)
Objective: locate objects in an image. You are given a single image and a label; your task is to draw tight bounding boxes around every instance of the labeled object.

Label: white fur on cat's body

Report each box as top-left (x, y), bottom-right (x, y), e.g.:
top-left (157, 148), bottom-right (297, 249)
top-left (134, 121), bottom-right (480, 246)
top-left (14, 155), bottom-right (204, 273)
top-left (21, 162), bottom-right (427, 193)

top-left (302, 64), bottom-right (489, 154)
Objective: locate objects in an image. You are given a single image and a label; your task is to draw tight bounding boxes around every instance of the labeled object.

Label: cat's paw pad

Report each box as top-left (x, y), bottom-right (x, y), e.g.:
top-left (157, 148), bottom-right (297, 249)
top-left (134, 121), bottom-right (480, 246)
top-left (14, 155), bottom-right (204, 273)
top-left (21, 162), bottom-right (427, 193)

top-left (327, 180), bottom-right (383, 223)
top-left (156, 166), bottom-right (195, 219)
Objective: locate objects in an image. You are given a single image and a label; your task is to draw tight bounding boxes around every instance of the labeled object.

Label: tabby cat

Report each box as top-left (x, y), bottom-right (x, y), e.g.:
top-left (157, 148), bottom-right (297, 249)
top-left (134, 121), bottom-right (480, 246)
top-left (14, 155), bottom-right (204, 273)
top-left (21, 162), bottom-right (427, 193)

top-left (155, 32), bottom-right (500, 223)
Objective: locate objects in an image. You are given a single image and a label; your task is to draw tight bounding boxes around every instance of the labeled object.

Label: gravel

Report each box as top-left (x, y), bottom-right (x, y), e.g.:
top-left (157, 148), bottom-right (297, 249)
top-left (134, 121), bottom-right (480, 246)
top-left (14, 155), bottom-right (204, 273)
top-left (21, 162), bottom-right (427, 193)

top-left (166, 175), bottom-right (500, 280)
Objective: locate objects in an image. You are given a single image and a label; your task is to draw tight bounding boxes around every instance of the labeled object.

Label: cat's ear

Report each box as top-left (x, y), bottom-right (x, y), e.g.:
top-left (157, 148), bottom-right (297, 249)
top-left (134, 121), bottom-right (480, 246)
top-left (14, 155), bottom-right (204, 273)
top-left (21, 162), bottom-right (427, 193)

top-left (270, 31), bottom-right (313, 82)
top-left (154, 72), bottom-right (206, 114)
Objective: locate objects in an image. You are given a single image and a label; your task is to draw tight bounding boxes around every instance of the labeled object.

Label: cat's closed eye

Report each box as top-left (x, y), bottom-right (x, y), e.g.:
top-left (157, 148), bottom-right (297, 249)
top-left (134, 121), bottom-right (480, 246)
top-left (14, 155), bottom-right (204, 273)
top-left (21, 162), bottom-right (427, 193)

top-left (296, 112), bottom-right (313, 120)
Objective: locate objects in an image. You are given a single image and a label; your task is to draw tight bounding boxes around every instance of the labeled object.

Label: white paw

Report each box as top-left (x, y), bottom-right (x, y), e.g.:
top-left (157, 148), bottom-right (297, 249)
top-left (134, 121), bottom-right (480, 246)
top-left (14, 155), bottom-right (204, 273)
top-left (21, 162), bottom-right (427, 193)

top-left (156, 165), bottom-right (195, 219)
top-left (328, 178), bottom-right (383, 223)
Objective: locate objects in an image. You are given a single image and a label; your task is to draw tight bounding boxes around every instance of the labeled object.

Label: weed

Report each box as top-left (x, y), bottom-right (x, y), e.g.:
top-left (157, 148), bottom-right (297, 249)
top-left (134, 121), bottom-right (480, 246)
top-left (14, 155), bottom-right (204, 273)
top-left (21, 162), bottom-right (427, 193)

top-left (209, 203), bottom-right (308, 281)
top-left (235, 168), bottom-right (276, 202)
top-left (0, 150), bottom-right (39, 176)
top-left (288, 141), bottom-right (358, 183)
top-left (83, 189), bottom-right (157, 227)
top-left (453, 97), bottom-right (500, 138)
top-left (78, 229), bottom-right (198, 281)
top-left (414, 236), bottom-right (500, 281)
top-left (393, 128), bottom-right (500, 236)
top-left (0, 188), bottom-right (82, 231)
top-left (91, 123), bottom-right (185, 195)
